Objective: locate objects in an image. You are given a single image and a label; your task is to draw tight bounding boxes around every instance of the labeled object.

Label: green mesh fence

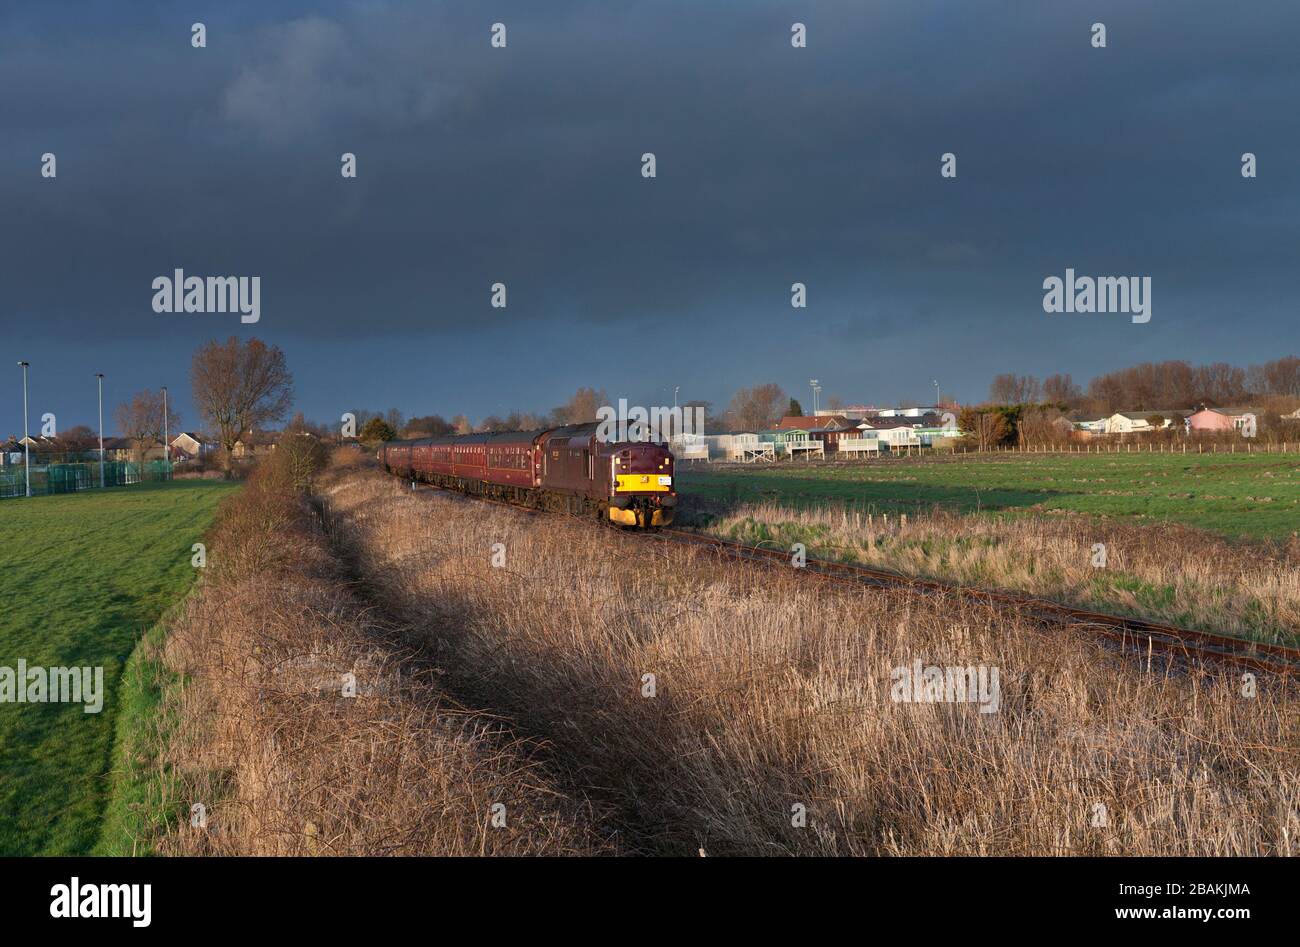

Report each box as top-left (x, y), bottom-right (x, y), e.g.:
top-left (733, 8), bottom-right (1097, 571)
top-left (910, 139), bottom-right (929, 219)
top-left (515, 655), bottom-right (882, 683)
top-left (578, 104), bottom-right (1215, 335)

top-left (0, 460), bottom-right (172, 499)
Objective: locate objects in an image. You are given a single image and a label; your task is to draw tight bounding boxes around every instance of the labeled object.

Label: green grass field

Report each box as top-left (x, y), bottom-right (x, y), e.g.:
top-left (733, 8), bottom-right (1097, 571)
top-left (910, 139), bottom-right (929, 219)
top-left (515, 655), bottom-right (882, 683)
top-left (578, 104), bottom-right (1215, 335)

top-left (0, 480), bottom-right (238, 855)
top-left (677, 452), bottom-right (1300, 540)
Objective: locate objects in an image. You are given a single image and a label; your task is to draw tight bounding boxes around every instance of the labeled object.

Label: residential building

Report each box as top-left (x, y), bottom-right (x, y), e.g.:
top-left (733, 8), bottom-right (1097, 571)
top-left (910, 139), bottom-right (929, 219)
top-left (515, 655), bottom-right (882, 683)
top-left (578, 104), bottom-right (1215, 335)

top-left (1103, 411), bottom-right (1188, 435)
top-left (232, 430), bottom-right (281, 458)
top-left (171, 431), bottom-right (218, 460)
top-left (1186, 407), bottom-right (1252, 433)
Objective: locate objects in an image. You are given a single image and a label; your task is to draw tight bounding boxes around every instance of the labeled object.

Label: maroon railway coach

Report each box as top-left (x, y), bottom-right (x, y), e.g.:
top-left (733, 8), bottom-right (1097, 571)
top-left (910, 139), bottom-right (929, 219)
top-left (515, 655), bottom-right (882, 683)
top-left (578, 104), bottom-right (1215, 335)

top-left (377, 422), bottom-right (676, 527)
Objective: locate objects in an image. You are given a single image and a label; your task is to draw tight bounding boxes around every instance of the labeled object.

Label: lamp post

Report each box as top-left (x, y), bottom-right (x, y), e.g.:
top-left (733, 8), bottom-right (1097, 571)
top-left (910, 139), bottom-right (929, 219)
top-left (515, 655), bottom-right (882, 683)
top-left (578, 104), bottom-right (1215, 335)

top-left (17, 361), bottom-right (30, 497)
top-left (809, 379), bottom-right (821, 416)
top-left (96, 373), bottom-right (105, 488)
top-left (673, 386), bottom-right (679, 410)
top-left (161, 386), bottom-right (169, 479)
top-left (933, 379), bottom-right (940, 408)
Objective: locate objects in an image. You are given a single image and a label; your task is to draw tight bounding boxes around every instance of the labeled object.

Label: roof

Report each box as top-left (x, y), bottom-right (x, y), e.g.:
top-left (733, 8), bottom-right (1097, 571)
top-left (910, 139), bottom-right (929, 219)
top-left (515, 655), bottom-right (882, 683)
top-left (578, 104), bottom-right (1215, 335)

top-left (1189, 406), bottom-right (1254, 417)
top-left (775, 415), bottom-right (852, 430)
top-left (1111, 410), bottom-right (1188, 420)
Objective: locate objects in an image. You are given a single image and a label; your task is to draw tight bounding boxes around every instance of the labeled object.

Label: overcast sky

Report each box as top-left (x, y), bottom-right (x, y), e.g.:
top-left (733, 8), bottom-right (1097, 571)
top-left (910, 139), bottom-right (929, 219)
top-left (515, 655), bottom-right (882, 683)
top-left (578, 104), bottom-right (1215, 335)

top-left (1, 0), bottom-right (1297, 436)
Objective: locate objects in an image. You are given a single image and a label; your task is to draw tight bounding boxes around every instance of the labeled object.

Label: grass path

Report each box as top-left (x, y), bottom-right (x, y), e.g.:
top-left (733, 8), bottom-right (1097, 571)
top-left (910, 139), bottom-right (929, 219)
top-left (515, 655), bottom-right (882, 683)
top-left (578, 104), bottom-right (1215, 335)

top-left (0, 480), bottom-right (238, 855)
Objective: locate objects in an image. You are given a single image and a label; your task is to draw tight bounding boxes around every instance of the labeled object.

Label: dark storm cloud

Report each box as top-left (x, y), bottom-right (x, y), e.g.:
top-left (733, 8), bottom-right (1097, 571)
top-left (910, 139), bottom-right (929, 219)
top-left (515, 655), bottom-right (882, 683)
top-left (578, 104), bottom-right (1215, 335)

top-left (1, 0), bottom-right (1297, 433)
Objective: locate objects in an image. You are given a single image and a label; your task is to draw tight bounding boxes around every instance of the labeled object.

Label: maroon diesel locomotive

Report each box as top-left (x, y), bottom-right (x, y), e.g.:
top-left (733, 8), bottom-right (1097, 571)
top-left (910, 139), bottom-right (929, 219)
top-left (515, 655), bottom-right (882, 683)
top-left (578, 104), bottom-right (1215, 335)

top-left (377, 422), bottom-right (676, 527)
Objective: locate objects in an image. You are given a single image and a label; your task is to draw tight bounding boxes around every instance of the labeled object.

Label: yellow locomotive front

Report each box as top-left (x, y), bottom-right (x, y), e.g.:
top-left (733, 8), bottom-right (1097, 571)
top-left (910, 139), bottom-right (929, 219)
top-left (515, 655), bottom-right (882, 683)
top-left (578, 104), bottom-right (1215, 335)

top-left (606, 442), bottom-right (676, 527)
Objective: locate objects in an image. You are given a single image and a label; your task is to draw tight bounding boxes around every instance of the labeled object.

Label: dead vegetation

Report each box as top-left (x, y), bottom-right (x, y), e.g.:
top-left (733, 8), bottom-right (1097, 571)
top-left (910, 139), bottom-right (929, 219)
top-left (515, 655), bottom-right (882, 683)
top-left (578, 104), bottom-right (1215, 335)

top-left (686, 500), bottom-right (1300, 647)
top-left (148, 452), bottom-right (608, 855)
top-left (315, 464), bottom-right (1300, 856)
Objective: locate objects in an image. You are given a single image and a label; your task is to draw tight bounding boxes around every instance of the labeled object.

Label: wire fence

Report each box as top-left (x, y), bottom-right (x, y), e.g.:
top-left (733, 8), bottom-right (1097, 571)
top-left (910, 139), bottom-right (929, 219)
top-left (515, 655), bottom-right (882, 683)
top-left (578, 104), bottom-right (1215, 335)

top-left (0, 460), bottom-right (173, 499)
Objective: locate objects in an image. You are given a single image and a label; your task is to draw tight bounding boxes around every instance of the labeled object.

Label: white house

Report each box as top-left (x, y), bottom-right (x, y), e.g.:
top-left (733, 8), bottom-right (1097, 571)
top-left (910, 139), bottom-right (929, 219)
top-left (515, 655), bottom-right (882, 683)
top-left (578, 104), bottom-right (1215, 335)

top-left (667, 432), bottom-right (709, 461)
top-left (171, 432), bottom-right (217, 460)
top-left (874, 406), bottom-right (942, 419)
top-left (1103, 411), bottom-right (1187, 435)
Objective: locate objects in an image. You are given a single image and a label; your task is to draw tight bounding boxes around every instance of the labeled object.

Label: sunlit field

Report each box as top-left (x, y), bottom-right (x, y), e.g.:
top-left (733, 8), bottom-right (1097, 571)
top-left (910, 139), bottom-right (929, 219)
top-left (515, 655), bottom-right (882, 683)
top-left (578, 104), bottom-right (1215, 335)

top-left (676, 451), bottom-right (1300, 540)
top-left (0, 480), bottom-right (238, 855)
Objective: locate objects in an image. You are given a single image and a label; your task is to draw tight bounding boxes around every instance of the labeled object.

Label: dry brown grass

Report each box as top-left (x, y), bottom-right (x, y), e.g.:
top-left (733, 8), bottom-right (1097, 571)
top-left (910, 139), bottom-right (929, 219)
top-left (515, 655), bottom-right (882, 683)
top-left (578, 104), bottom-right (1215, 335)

top-left (152, 463), bottom-right (608, 855)
top-left (688, 501), bottom-right (1300, 646)
top-left (318, 466), bottom-right (1300, 856)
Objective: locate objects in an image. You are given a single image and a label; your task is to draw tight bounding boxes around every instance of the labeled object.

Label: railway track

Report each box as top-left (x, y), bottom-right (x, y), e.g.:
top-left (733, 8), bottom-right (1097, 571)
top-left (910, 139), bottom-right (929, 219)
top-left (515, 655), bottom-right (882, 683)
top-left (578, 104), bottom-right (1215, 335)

top-left (647, 527), bottom-right (1300, 678)
top-left (399, 476), bottom-right (1300, 677)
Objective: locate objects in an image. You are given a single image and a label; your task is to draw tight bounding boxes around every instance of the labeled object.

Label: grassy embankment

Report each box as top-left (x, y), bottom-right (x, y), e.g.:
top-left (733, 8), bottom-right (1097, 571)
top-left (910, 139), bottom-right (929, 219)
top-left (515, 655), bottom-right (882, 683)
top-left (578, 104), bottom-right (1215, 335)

top-left (0, 481), bottom-right (238, 856)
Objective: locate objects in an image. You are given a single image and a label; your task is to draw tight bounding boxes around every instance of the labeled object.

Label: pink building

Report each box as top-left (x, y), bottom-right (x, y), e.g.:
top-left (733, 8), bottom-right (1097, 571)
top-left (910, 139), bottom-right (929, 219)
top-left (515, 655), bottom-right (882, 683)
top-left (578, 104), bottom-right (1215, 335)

top-left (1186, 408), bottom-right (1248, 433)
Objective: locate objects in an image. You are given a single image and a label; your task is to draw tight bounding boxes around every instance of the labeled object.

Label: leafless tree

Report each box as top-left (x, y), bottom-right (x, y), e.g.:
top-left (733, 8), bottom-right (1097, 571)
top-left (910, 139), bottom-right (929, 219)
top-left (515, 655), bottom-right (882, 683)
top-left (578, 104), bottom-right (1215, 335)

top-left (724, 383), bottom-right (788, 432)
top-left (191, 337), bottom-right (293, 471)
top-left (403, 415), bottom-right (455, 439)
top-left (56, 425), bottom-right (99, 454)
top-left (1247, 356), bottom-right (1300, 398)
top-left (958, 406), bottom-right (1011, 451)
top-left (114, 389), bottom-right (181, 466)
top-left (554, 387), bottom-right (609, 425)
top-left (1042, 373), bottom-right (1082, 407)
top-left (989, 374), bottom-right (1041, 405)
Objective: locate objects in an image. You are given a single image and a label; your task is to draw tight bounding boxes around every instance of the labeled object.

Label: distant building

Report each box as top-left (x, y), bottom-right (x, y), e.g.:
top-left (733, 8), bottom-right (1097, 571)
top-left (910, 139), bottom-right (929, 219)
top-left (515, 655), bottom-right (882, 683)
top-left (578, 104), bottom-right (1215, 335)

top-left (873, 406), bottom-right (943, 418)
top-left (1068, 414), bottom-right (1107, 434)
top-left (1186, 407), bottom-right (1251, 433)
top-left (775, 414), bottom-right (852, 430)
top-left (101, 437), bottom-right (165, 461)
top-left (171, 432), bottom-right (218, 460)
top-left (232, 430), bottom-right (281, 458)
top-left (1103, 411), bottom-right (1188, 435)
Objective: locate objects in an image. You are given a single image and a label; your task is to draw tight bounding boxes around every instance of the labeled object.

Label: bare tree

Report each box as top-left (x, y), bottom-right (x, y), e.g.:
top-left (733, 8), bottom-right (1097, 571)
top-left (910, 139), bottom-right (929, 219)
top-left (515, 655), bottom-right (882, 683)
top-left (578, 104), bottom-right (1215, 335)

top-left (56, 425), bottom-right (98, 454)
top-left (958, 406), bottom-right (1011, 451)
top-left (1017, 405), bottom-right (1070, 449)
top-left (191, 337), bottom-right (293, 471)
top-left (114, 390), bottom-right (181, 466)
top-left (1042, 373), bottom-right (1082, 407)
top-left (725, 383), bottom-right (788, 432)
top-left (989, 374), bottom-right (1041, 405)
top-left (554, 387), bottom-right (609, 425)
top-left (403, 415), bottom-right (455, 439)
top-left (1248, 355), bottom-right (1300, 398)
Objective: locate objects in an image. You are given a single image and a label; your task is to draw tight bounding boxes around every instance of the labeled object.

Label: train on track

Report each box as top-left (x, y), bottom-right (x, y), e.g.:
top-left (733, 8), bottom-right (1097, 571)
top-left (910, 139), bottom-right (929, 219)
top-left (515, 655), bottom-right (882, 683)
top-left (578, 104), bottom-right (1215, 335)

top-left (378, 422), bottom-right (677, 527)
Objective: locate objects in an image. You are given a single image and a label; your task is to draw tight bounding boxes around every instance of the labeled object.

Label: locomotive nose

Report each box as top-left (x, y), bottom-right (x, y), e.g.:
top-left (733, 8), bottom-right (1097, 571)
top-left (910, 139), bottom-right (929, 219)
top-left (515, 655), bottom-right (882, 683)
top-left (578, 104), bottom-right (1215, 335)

top-left (608, 443), bottom-right (675, 527)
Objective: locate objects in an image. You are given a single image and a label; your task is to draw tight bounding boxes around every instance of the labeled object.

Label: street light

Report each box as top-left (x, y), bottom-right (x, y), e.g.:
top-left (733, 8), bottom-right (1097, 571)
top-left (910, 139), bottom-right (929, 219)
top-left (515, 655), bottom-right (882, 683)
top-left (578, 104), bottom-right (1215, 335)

top-left (161, 386), bottom-right (169, 479)
top-left (17, 361), bottom-right (30, 497)
top-left (673, 386), bottom-right (679, 410)
top-left (933, 379), bottom-right (940, 407)
top-left (95, 373), bottom-right (105, 488)
top-left (809, 379), bottom-right (821, 416)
